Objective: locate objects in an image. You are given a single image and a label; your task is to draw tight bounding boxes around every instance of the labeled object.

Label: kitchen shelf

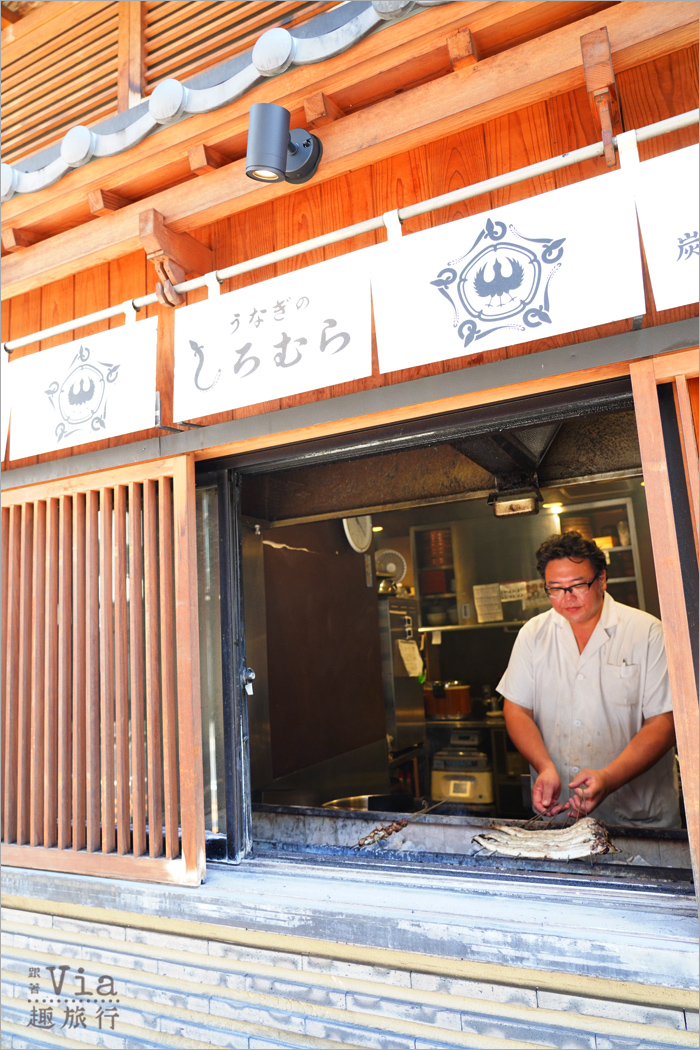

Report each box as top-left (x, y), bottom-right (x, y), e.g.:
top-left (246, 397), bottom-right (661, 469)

top-left (421, 592), bottom-right (457, 600)
top-left (419, 621), bottom-right (527, 633)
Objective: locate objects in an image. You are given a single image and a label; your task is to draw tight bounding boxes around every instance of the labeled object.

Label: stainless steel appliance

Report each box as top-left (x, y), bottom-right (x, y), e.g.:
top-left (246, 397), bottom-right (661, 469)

top-left (430, 729), bottom-right (494, 806)
top-left (378, 596), bottom-right (426, 754)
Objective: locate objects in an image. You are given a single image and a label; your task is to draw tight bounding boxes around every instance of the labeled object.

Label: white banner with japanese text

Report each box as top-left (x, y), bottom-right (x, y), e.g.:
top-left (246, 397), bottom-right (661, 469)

top-left (370, 169), bottom-right (646, 374)
top-left (632, 144), bottom-right (699, 312)
top-left (9, 317), bottom-right (158, 460)
top-left (173, 249), bottom-right (373, 422)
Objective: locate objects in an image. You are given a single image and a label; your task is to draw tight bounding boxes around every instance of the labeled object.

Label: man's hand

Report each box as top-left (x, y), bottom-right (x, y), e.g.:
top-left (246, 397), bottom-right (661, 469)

top-left (532, 763), bottom-right (566, 815)
top-left (566, 768), bottom-right (612, 815)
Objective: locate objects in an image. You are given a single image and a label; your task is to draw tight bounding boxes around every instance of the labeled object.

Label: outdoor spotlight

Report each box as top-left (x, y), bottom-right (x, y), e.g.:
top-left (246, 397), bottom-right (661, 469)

top-left (246, 102), bottom-right (323, 185)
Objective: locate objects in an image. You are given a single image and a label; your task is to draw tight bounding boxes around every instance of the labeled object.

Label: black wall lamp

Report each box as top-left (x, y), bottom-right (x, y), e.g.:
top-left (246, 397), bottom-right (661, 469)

top-left (246, 102), bottom-right (323, 185)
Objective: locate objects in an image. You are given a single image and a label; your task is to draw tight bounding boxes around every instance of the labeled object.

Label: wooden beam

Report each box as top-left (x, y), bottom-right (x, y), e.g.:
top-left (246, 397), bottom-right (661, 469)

top-left (2, 1), bottom-right (696, 300)
top-left (88, 188), bottom-right (131, 217)
top-left (138, 208), bottom-right (213, 278)
top-left (1, 228), bottom-right (42, 253)
top-left (1, 5), bottom-right (21, 25)
top-left (188, 143), bottom-right (229, 176)
top-left (1, 843), bottom-right (202, 884)
top-left (117, 0), bottom-right (144, 112)
top-left (303, 91), bottom-right (344, 128)
top-left (629, 357), bottom-right (699, 894)
top-left (447, 27), bottom-right (480, 71)
top-left (581, 26), bottom-right (622, 166)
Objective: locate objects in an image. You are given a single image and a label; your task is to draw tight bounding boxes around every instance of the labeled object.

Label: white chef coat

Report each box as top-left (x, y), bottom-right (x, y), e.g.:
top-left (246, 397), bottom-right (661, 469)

top-left (497, 593), bottom-right (679, 827)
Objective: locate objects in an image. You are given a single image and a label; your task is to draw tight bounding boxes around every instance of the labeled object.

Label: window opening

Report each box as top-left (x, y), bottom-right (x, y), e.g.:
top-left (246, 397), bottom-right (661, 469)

top-left (196, 395), bottom-right (692, 890)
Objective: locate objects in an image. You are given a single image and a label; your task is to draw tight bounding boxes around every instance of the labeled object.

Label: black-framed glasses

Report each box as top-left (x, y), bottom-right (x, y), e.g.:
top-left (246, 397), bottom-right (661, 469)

top-left (544, 575), bottom-right (600, 599)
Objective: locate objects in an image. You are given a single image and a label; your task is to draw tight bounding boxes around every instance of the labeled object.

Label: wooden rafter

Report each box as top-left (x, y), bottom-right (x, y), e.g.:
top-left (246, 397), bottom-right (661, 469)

top-left (2, 1), bottom-right (696, 302)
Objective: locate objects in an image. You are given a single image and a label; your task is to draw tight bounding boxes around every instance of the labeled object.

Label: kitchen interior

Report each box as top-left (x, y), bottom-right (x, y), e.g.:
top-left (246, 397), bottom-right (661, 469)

top-left (196, 402), bottom-right (691, 881)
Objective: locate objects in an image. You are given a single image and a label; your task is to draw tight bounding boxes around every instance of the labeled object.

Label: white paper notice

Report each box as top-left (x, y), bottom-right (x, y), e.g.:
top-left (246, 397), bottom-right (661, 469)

top-left (173, 248), bottom-right (374, 422)
top-left (397, 638), bottom-right (424, 677)
top-left (632, 144), bottom-right (699, 311)
top-left (9, 318), bottom-right (158, 460)
top-left (371, 169), bottom-right (645, 373)
top-left (522, 579), bottom-right (550, 610)
top-left (473, 583), bottom-right (504, 623)
top-left (500, 581), bottom-right (528, 602)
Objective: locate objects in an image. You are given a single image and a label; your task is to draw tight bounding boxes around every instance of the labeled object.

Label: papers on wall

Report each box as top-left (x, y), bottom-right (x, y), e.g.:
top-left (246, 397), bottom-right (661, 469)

top-left (9, 318), bottom-right (158, 460)
top-left (499, 581), bottom-right (528, 602)
top-left (473, 583), bottom-right (504, 623)
top-left (397, 638), bottom-right (424, 676)
top-left (522, 579), bottom-right (550, 610)
top-left (632, 144), bottom-right (699, 311)
top-left (371, 169), bottom-right (645, 373)
top-left (173, 249), bottom-right (374, 422)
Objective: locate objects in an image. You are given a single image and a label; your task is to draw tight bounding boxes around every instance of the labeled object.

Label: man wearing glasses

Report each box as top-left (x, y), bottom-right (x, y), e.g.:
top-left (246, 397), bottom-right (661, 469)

top-left (498, 531), bottom-right (679, 827)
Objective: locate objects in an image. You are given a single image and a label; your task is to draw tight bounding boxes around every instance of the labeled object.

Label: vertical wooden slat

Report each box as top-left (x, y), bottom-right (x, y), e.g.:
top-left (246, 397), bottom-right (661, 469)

top-left (159, 476), bottom-right (179, 859)
top-left (30, 501), bottom-right (46, 846)
top-left (114, 485), bottom-right (130, 854)
top-left (3, 505), bottom-right (22, 842)
top-left (172, 455), bottom-right (205, 883)
top-left (129, 482), bottom-right (147, 857)
top-left (100, 487), bottom-right (116, 854)
top-left (630, 359), bottom-right (699, 893)
top-left (117, 0), bottom-right (145, 111)
top-left (16, 502), bottom-right (34, 845)
top-left (57, 496), bottom-right (72, 850)
top-left (44, 498), bottom-right (59, 847)
top-left (674, 373), bottom-right (699, 556)
top-left (143, 479), bottom-right (163, 857)
top-left (72, 493), bottom-right (86, 851)
top-left (85, 490), bottom-right (101, 852)
top-left (1, 505), bottom-right (11, 840)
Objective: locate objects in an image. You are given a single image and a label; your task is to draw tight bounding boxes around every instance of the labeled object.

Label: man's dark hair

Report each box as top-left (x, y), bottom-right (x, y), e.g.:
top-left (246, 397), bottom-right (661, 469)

top-left (535, 531), bottom-right (608, 579)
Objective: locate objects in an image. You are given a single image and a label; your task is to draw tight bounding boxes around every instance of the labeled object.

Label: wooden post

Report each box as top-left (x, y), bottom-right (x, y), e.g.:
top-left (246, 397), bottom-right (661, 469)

top-left (16, 503), bottom-right (34, 845)
top-left (100, 488), bottom-right (116, 855)
top-left (630, 358), bottom-right (699, 893)
top-left (159, 476), bottom-right (179, 860)
top-left (172, 454), bottom-right (205, 885)
top-left (117, 0), bottom-right (145, 112)
top-left (30, 501), bottom-right (46, 848)
top-left (43, 498), bottom-right (59, 849)
top-left (114, 485), bottom-right (130, 855)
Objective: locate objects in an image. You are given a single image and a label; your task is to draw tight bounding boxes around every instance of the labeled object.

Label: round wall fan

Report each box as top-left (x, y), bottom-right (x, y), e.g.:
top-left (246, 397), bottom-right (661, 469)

top-left (342, 515), bottom-right (373, 552)
top-left (375, 548), bottom-right (407, 584)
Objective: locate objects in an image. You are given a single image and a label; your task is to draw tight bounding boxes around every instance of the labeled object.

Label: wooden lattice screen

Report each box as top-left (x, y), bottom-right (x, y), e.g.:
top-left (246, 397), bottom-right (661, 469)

top-left (1, 455), bottom-right (205, 885)
top-left (1, 1), bottom-right (120, 164)
top-left (144, 1), bottom-right (339, 91)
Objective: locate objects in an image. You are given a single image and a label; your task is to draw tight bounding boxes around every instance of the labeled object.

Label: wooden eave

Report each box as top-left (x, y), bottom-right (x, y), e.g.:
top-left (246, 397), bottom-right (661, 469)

top-left (2, 0), bottom-right (698, 302)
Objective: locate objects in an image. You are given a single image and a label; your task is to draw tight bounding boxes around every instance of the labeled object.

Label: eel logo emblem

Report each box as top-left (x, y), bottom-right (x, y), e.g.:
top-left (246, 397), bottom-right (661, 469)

top-left (430, 217), bottom-right (566, 349)
top-left (46, 344), bottom-right (120, 443)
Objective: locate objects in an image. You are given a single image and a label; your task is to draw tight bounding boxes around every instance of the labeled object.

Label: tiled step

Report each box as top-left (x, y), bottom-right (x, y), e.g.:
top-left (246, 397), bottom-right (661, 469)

top-left (1, 908), bottom-right (697, 1050)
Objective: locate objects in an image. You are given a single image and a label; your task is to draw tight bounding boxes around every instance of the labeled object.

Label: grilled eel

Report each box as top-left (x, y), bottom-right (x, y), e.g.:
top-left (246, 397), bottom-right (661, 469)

top-left (473, 817), bottom-right (617, 859)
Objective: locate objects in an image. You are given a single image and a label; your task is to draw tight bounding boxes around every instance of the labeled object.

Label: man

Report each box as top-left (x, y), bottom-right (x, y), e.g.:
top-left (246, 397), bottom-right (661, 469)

top-left (497, 531), bottom-right (679, 827)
